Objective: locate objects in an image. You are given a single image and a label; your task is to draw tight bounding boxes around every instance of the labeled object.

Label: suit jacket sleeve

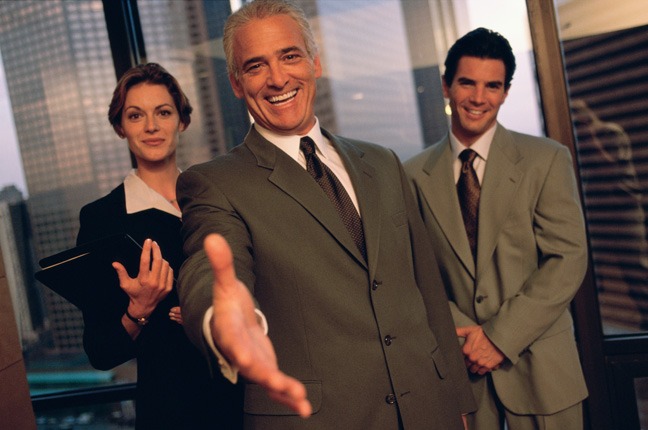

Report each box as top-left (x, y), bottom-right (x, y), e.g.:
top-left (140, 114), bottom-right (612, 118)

top-left (482, 145), bottom-right (588, 363)
top-left (176, 167), bottom-right (257, 366)
top-left (399, 161), bottom-right (476, 414)
top-left (77, 198), bottom-right (136, 370)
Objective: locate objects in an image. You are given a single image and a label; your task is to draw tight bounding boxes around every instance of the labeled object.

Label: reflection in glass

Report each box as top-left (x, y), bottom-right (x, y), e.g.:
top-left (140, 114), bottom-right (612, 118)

top-left (35, 400), bottom-right (135, 429)
top-left (563, 24), bottom-right (648, 334)
top-left (0, 1), bottom-right (138, 424)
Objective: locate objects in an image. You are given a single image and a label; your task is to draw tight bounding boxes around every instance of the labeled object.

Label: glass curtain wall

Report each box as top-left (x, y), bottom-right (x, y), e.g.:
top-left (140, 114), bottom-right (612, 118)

top-left (0, 0), bottom-right (138, 427)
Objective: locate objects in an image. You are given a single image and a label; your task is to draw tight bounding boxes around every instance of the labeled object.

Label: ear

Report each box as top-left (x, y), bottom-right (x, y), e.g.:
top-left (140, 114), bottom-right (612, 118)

top-left (179, 121), bottom-right (188, 133)
top-left (313, 55), bottom-right (322, 79)
top-left (229, 73), bottom-right (244, 99)
top-left (441, 75), bottom-right (450, 99)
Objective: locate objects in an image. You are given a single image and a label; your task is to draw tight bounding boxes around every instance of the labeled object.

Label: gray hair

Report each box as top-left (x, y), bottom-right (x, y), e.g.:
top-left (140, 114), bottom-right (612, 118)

top-left (223, 0), bottom-right (318, 79)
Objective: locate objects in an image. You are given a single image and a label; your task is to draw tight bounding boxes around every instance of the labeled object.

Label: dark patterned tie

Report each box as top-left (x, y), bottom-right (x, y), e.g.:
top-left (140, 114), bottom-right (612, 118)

top-left (300, 136), bottom-right (366, 260)
top-left (457, 149), bottom-right (480, 260)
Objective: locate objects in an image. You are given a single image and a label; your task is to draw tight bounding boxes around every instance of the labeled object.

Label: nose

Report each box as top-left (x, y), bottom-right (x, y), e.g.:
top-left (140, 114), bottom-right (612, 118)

top-left (266, 63), bottom-right (288, 88)
top-left (145, 115), bottom-right (159, 132)
top-left (470, 85), bottom-right (485, 104)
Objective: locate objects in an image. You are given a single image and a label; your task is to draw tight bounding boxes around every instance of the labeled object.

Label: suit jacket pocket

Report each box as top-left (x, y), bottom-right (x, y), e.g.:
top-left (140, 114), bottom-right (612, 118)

top-left (243, 380), bottom-right (322, 415)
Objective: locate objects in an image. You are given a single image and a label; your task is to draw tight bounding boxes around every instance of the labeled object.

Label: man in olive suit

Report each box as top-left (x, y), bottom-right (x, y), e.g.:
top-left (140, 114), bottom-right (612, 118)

top-left (405, 28), bottom-right (588, 429)
top-left (175, 1), bottom-right (474, 429)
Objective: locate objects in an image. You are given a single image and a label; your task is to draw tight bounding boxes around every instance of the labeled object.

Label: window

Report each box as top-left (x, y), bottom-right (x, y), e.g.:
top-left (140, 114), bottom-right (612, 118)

top-left (0, 0), bottom-right (543, 427)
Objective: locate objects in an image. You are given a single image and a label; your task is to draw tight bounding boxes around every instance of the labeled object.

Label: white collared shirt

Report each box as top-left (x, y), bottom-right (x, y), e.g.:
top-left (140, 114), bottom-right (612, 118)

top-left (255, 118), bottom-right (360, 213)
top-left (123, 169), bottom-right (181, 218)
top-left (449, 123), bottom-right (497, 185)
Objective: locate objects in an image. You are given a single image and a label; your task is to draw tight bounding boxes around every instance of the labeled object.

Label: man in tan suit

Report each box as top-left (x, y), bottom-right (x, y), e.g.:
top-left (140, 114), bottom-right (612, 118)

top-left (405, 28), bottom-right (588, 429)
top-left (176, 1), bottom-right (474, 429)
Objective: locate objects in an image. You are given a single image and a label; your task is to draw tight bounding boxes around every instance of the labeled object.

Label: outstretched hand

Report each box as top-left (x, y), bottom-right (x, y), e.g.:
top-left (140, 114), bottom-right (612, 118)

top-left (204, 234), bottom-right (312, 418)
top-left (456, 325), bottom-right (505, 375)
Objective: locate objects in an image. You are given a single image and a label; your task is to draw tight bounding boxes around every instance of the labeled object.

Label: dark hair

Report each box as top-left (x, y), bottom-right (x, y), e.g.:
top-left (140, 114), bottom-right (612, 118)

top-left (443, 27), bottom-right (516, 90)
top-left (108, 63), bottom-right (193, 137)
top-left (223, 0), bottom-right (317, 80)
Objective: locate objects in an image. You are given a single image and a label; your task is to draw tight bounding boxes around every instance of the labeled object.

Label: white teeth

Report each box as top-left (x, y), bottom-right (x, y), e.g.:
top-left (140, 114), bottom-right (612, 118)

top-left (467, 109), bottom-right (483, 115)
top-left (269, 90), bottom-right (297, 103)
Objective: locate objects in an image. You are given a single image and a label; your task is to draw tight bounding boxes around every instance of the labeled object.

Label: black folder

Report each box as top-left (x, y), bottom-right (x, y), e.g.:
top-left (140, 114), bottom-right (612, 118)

top-left (35, 234), bottom-right (143, 310)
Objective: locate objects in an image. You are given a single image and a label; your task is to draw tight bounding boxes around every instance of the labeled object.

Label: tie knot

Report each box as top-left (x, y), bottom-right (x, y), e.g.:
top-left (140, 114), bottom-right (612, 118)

top-left (459, 149), bottom-right (478, 164)
top-left (300, 136), bottom-right (316, 157)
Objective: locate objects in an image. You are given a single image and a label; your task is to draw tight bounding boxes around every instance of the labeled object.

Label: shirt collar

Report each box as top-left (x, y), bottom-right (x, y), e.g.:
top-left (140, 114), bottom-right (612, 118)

top-left (449, 122), bottom-right (497, 161)
top-left (124, 169), bottom-right (181, 218)
top-left (253, 118), bottom-right (329, 161)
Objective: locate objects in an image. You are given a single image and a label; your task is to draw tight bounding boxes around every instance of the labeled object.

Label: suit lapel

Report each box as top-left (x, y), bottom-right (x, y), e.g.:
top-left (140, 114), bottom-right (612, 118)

top-left (420, 138), bottom-right (476, 276)
top-left (324, 131), bottom-right (376, 271)
top-left (245, 127), bottom-right (367, 268)
top-left (476, 125), bottom-right (523, 277)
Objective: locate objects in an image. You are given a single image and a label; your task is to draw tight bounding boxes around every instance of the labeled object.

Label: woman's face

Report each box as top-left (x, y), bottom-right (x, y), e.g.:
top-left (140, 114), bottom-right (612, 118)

top-left (119, 83), bottom-right (186, 166)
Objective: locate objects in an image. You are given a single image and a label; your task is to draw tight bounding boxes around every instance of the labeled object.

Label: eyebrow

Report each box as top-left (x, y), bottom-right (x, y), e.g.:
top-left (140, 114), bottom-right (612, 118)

top-left (457, 77), bottom-right (503, 87)
top-left (240, 45), bottom-right (304, 71)
top-left (123, 103), bottom-right (174, 111)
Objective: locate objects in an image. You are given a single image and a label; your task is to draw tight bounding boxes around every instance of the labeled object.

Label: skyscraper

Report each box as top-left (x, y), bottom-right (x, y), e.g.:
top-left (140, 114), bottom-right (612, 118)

top-left (0, 0), bottom-right (243, 353)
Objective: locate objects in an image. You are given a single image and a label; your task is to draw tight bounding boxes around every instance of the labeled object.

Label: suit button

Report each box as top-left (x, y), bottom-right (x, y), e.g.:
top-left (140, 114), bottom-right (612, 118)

top-left (384, 335), bottom-right (393, 346)
top-left (476, 295), bottom-right (488, 303)
top-left (385, 394), bottom-right (396, 404)
top-left (372, 280), bottom-right (381, 290)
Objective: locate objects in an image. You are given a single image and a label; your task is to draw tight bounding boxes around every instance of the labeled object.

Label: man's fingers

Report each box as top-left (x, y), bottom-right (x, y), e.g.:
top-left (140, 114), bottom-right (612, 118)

top-left (204, 234), bottom-right (239, 288)
top-left (265, 374), bottom-right (312, 418)
top-left (456, 326), bottom-right (469, 338)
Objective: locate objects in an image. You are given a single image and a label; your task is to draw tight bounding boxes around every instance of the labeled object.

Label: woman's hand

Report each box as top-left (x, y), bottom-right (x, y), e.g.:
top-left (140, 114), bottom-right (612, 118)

top-left (113, 238), bottom-right (173, 321)
top-left (169, 306), bottom-right (183, 325)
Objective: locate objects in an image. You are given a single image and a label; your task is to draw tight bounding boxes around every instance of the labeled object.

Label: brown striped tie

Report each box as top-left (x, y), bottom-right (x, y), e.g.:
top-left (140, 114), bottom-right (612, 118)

top-left (457, 149), bottom-right (480, 260)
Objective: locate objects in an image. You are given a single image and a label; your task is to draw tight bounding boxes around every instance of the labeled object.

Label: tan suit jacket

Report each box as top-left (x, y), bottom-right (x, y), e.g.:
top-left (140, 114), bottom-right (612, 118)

top-left (405, 124), bottom-right (588, 414)
top-left (177, 126), bottom-right (475, 429)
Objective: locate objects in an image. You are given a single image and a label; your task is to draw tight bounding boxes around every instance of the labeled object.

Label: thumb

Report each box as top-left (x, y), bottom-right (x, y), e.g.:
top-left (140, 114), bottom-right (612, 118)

top-left (112, 261), bottom-right (130, 285)
top-left (204, 234), bottom-right (238, 291)
top-left (456, 326), bottom-right (470, 338)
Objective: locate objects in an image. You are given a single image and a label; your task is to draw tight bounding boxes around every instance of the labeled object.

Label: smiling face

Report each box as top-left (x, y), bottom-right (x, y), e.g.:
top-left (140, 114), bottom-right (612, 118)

top-left (443, 56), bottom-right (509, 146)
top-left (228, 14), bottom-right (322, 136)
top-left (119, 83), bottom-right (186, 166)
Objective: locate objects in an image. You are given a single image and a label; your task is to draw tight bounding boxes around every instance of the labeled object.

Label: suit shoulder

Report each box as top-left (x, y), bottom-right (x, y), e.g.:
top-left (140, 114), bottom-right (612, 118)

top-left (508, 130), bottom-right (566, 154)
top-left (79, 184), bottom-right (124, 218)
top-left (184, 148), bottom-right (250, 176)
top-left (403, 139), bottom-right (444, 174)
top-left (334, 134), bottom-right (403, 170)
top-left (403, 144), bottom-right (435, 167)
top-left (337, 135), bottom-right (392, 155)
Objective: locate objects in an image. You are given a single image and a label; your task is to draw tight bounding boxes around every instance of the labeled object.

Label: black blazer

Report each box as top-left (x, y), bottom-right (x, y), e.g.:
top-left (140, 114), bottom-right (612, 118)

top-left (78, 184), bottom-right (242, 429)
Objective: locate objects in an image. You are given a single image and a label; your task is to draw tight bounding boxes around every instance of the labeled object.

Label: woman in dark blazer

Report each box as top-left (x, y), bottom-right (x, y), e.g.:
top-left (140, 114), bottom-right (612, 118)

top-left (77, 63), bottom-right (241, 429)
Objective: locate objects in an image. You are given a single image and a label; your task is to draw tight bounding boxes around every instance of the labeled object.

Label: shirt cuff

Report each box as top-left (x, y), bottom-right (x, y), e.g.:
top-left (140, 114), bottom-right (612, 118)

top-left (202, 305), bottom-right (269, 383)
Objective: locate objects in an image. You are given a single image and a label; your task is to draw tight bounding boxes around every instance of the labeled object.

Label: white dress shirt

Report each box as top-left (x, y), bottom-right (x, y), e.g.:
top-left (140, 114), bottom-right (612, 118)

top-left (123, 169), bottom-right (181, 217)
top-left (449, 123), bottom-right (497, 185)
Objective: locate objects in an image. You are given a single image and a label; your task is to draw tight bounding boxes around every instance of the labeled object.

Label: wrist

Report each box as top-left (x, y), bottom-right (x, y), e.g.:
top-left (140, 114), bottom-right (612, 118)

top-left (125, 309), bottom-right (150, 326)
